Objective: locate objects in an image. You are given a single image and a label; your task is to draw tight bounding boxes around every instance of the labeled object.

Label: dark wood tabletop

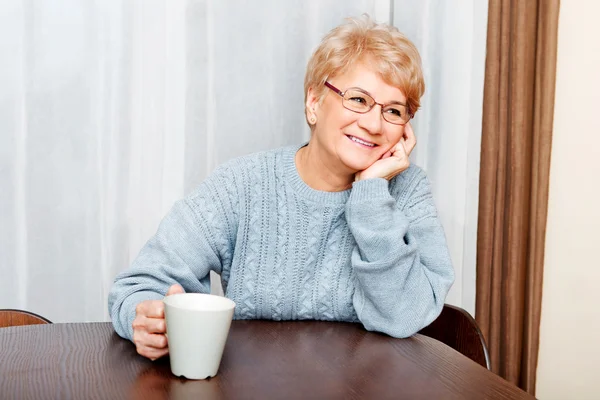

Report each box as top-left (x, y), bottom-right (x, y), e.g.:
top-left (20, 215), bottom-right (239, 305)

top-left (0, 321), bottom-right (534, 400)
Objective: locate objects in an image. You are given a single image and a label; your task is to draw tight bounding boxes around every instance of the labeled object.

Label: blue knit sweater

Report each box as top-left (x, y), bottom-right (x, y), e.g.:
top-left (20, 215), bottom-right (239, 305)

top-left (108, 144), bottom-right (454, 340)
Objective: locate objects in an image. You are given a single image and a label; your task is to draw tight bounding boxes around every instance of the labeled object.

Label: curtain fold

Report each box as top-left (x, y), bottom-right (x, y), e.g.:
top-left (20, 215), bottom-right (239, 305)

top-left (475, 0), bottom-right (560, 393)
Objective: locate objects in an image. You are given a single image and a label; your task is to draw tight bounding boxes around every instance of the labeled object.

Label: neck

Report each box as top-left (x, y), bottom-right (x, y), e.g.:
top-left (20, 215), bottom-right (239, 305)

top-left (295, 141), bottom-right (354, 192)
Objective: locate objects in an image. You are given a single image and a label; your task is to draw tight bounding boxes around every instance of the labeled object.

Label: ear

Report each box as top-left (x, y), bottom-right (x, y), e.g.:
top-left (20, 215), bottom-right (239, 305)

top-left (305, 87), bottom-right (320, 122)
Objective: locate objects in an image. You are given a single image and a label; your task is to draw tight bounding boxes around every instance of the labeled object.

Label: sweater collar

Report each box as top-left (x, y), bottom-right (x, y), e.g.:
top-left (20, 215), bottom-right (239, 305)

top-left (282, 143), bottom-right (351, 205)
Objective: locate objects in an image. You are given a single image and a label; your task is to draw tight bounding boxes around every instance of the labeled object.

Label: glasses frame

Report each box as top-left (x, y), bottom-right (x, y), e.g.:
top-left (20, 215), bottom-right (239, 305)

top-left (324, 81), bottom-right (413, 125)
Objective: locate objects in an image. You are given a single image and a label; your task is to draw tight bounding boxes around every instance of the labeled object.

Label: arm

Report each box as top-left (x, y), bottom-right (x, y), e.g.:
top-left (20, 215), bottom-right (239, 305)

top-left (345, 170), bottom-right (454, 338)
top-left (108, 168), bottom-right (237, 341)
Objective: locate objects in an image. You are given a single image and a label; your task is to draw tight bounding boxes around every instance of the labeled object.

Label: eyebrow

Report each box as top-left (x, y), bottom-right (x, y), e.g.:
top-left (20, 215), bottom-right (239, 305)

top-left (387, 100), bottom-right (407, 106)
top-left (326, 81), bottom-right (408, 107)
top-left (351, 86), bottom-right (407, 106)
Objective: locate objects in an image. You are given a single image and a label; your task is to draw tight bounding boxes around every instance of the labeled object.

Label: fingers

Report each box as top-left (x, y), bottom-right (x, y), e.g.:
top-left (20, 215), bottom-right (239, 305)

top-left (132, 326), bottom-right (169, 360)
top-left (143, 316), bottom-right (167, 334)
top-left (384, 156), bottom-right (410, 180)
top-left (385, 138), bottom-right (410, 180)
top-left (143, 332), bottom-right (168, 349)
top-left (392, 138), bottom-right (408, 159)
top-left (132, 315), bottom-right (166, 340)
top-left (136, 344), bottom-right (170, 361)
top-left (133, 323), bottom-right (168, 346)
top-left (131, 284), bottom-right (184, 361)
top-left (403, 121), bottom-right (417, 155)
top-left (136, 300), bottom-right (165, 319)
top-left (133, 299), bottom-right (170, 360)
top-left (353, 122), bottom-right (417, 181)
top-left (166, 284), bottom-right (185, 296)
top-left (379, 150), bottom-right (393, 160)
top-left (136, 329), bottom-right (168, 360)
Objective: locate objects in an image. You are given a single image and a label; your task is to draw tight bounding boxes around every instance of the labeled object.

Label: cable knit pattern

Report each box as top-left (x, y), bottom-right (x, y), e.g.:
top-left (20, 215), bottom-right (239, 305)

top-left (270, 150), bottom-right (289, 320)
top-left (317, 210), bottom-right (346, 320)
top-left (108, 143), bottom-right (454, 341)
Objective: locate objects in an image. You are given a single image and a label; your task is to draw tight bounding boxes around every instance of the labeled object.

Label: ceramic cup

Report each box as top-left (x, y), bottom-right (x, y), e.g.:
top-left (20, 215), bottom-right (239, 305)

top-left (163, 293), bottom-right (235, 380)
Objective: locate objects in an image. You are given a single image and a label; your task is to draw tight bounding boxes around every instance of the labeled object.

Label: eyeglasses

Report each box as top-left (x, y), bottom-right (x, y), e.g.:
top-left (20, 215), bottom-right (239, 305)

top-left (324, 81), bottom-right (413, 125)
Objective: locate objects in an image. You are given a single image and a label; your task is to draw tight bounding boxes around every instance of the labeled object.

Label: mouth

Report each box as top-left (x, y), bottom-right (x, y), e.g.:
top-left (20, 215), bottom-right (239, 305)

top-left (345, 135), bottom-right (378, 148)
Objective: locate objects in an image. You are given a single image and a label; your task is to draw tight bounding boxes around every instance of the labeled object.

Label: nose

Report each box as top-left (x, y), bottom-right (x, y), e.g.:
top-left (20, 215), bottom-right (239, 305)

top-left (357, 104), bottom-right (383, 135)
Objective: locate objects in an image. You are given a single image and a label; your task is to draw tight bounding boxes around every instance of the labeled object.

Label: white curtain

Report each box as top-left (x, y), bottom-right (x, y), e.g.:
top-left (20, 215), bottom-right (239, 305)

top-left (0, 0), bottom-right (487, 323)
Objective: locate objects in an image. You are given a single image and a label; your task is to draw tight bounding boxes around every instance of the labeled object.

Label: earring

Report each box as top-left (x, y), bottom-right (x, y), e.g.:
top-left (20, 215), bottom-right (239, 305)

top-left (310, 117), bottom-right (316, 124)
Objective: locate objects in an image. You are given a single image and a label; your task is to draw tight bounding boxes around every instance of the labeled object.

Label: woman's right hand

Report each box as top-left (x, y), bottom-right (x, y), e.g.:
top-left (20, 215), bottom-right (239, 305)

top-left (355, 122), bottom-right (417, 182)
top-left (132, 284), bottom-right (185, 360)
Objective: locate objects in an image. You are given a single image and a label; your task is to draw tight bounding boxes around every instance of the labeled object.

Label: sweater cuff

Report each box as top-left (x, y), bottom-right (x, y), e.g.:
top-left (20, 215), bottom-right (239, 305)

top-left (349, 178), bottom-right (390, 203)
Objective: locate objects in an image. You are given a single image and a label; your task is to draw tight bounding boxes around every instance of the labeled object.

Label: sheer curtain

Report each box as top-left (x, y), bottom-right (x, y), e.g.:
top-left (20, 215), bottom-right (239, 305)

top-left (0, 0), bottom-right (487, 323)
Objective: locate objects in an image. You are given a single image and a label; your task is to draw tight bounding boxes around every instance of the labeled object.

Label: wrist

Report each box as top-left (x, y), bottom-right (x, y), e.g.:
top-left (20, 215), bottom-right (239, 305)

top-left (355, 171), bottom-right (377, 182)
top-left (349, 178), bottom-right (390, 203)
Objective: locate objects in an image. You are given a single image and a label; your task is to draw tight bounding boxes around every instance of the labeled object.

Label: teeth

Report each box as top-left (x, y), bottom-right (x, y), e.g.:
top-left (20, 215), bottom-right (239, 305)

top-left (349, 136), bottom-right (375, 147)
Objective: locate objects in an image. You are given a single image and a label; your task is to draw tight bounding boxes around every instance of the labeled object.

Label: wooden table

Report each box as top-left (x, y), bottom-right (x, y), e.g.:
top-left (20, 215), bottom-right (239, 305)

top-left (0, 321), bottom-right (534, 399)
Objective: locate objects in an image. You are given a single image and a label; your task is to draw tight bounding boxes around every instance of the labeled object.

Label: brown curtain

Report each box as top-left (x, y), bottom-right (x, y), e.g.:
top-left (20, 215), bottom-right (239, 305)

top-left (475, 0), bottom-right (560, 394)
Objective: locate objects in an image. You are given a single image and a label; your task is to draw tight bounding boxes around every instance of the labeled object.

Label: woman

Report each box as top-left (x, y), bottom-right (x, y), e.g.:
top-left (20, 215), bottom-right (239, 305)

top-left (109, 15), bottom-right (454, 360)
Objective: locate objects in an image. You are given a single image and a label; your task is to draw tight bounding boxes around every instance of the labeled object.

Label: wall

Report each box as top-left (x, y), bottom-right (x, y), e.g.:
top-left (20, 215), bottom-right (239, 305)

top-left (536, 1), bottom-right (600, 399)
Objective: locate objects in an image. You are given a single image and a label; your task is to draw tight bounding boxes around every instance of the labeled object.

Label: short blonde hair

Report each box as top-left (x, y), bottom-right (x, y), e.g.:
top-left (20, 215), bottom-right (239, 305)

top-left (304, 15), bottom-right (425, 120)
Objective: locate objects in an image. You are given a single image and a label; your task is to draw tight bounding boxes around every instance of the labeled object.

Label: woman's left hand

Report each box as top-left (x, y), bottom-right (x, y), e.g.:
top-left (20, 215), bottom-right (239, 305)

top-left (355, 122), bottom-right (417, 182)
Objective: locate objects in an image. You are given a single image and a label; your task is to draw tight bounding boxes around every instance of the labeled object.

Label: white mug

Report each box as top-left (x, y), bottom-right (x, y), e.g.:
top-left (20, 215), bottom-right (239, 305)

top-left (163, 293), bottom-right (235, 380)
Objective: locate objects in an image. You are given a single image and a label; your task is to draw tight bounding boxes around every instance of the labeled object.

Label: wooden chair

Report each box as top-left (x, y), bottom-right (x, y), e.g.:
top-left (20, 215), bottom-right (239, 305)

top-left (0, 309), bottom-right (52, 328)
top-left (418, 304), bottom-right (491, 370)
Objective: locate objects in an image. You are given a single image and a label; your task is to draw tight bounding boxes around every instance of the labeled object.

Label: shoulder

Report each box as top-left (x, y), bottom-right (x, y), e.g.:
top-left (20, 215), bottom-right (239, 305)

top-left (185, 145), bottom-right (296, 201)
top-left (213, 145), bottom-right (293, 176)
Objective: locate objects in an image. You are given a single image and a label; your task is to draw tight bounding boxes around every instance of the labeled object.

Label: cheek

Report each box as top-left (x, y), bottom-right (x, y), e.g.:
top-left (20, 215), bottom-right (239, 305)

top-left (385, 127), bottom-right (405, 144)
top-left (324, 107), bottom-right (360, 129)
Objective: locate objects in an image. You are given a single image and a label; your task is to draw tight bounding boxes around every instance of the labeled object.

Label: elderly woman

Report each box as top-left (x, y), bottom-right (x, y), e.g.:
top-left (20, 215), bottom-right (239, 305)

top-left (109, 15), bottom-right (454, 360)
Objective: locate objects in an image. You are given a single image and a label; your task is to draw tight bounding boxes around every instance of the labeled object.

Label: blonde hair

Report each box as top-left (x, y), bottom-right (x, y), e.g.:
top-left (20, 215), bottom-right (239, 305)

top-left (304, 15), bottom-right (425, 121)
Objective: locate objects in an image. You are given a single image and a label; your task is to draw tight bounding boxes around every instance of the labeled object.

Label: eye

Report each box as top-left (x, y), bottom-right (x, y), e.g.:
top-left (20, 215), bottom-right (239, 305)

top-left (385, 106), bottom-right (403, 117)
top-left (348, 95), bottom-right (368, 104)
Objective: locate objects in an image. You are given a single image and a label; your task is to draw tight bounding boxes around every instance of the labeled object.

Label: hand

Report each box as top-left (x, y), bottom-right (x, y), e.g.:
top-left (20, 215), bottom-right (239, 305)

top-left (132, 284), bottom-right (185, 360)
top-left (355, 121), bottom-right (417, 182)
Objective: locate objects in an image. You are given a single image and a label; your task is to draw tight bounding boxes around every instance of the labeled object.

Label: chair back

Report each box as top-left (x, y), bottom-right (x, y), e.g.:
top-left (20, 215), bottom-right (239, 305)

top-left (0, 309), bottom-right (52, 328)
top-left (418, 304), bottom-right (491, 370)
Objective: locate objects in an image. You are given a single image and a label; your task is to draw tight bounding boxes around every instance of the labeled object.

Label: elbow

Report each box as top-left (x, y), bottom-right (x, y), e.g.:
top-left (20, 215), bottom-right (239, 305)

top-left (107, 290), bottom-right (130, 340)
top-left (358, 294), bottom-right (447, 339)
top-left (361, 317), bottom-right (420, 339)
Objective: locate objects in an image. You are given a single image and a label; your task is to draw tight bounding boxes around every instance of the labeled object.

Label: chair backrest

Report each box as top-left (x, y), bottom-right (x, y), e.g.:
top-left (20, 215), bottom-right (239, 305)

top-left (0, 309), bottom-right (52, 328)
top-left (418, 304), bottom-right (491, 370)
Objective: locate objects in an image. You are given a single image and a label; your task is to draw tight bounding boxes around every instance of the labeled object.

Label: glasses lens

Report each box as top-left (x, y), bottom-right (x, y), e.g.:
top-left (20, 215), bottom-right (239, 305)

top-left (382, 104), bottom-right (409, 125)
top-left (342, 89), bottom-right (374, 113)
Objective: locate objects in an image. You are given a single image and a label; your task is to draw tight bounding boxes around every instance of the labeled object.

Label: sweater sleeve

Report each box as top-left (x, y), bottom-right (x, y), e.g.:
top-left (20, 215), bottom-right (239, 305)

top-left (108, 166), bottom-right (238, 341)
top-left (345, 170), bottom-right (454, 338)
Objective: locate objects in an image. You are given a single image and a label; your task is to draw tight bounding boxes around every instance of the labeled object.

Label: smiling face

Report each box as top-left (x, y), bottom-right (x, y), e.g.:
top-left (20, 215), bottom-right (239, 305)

top-left (306, 61), bottom-right (407, 175)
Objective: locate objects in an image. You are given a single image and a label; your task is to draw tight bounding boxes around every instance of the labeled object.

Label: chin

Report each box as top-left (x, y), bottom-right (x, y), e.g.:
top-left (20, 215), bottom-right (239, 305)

top-left (338, 153), bottom-right (377, 173)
